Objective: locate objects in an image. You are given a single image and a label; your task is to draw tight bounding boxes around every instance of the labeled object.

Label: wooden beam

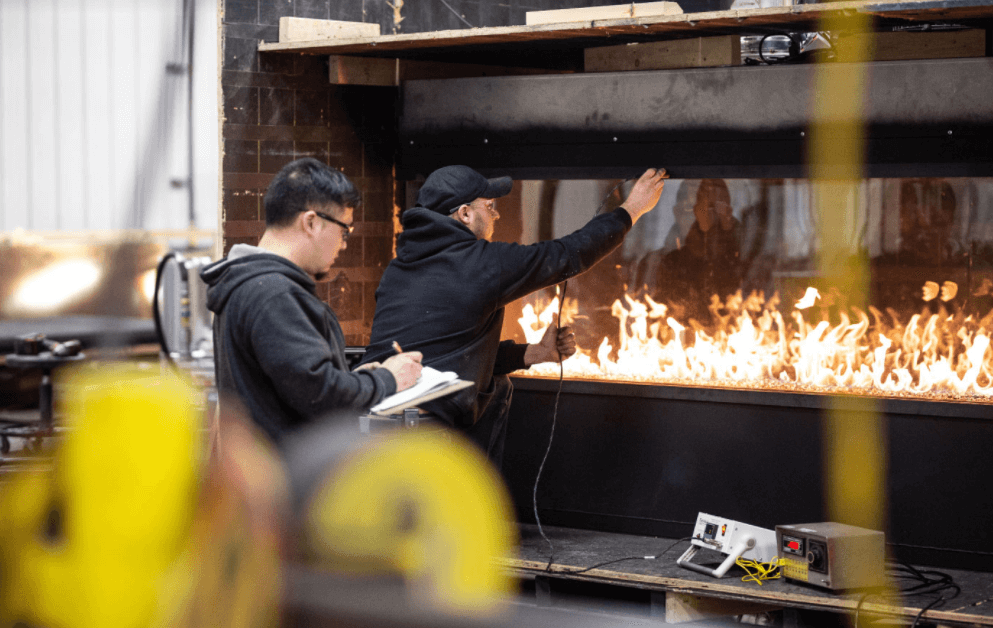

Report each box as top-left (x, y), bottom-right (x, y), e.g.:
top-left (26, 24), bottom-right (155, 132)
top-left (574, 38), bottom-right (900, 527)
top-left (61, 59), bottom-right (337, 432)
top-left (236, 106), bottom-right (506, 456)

top-left (585, 35), bottom-right (741, 71)
top-left (526, 2), bottom-right (683, 25)
top-left (329, 56), bottom-right (572, 86)
top-left (399, 59), bottom-right (572, 81)
top-left (278, 17), bottom-right (380, 43)
top-left (329, 55), bottom-right (396, 86)
top-left (839, 28), bottom-right (986, 62)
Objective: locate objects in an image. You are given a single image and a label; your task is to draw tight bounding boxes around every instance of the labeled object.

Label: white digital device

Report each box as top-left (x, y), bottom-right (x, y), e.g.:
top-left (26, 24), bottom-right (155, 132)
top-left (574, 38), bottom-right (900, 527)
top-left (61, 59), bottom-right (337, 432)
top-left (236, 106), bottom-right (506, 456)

top-left (677, 512), bottom-right (778, 578)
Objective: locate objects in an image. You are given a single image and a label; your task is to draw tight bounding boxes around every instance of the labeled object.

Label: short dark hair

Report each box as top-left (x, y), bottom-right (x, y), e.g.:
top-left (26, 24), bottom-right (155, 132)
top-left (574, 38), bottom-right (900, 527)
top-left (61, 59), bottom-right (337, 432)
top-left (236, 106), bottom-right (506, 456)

top-left (263, 158), bottom-right (361, 227)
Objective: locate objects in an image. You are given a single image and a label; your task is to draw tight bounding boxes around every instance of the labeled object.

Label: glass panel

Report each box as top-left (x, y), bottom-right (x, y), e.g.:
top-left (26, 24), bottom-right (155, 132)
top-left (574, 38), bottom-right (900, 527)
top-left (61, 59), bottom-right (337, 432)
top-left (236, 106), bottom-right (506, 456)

top-left (500, 177), bottom-right (993, 401)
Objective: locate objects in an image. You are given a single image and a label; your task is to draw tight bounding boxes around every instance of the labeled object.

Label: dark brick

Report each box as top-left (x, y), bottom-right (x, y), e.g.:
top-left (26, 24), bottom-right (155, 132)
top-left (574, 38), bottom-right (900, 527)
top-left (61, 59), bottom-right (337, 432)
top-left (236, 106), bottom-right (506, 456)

top-left (327, 140), bottom-right (363, 175)
top-left (509, 7), bottom-right (528, 26)
top-left (224, 0), bottom-right (258, 24)
top-left (295, 54), bottom-right (329, 79)
top-left (294, 141), bottom-right (330, 164)
top-left (259, 140), bottom-right (296, 174)
top-left (315, 280), bottom-right (331, 302)
top-left (363, 236), bottom-right (392, 269)
top-left (360, 191), bottom-right (394, 222)
top-left (295, 90), bottom-right (330, 127)
top-left (260, 88), bottom-right (295, 126)
top-left (224, 68), bottom-right (298, 90)
top-left (224, 172), bottom-right (275, 190)
top-left (260, 0), bottom-right (293, 26)
top-left (295, 0), bottom-right (330, 19)
top-left (363, 143), bottom-right (396, 175)
top-left (225, 23), bottom-right (276, 39)
top-left (355, 174), bottom-right (393, 198)
top-left (331, 2), bottom-right (371, 22)
top-left (362, 153), bottom-right (394, 181)
top-left (333, 236), bottom-right (363, 268)
top-left (259, 51), bottom-right (296, 75)
top-left (223, 139), bottom-right (259, 174)
top-left (223, 187), bottom-right (261, 221)
top-left (290, 126), bottom-right (335, 142)
top-left (223, 37), bottom-right (258, 73)
top-left (327, 272), bottom-right (362, 322)
top-left (344, 334), bottom-right (366, 346)
top-left (223, 220), bottom-right (265, 238)
top-left (223, 86), bottom-right (259, 126)
top-left (327, 123), bottom-right (360, 143)
top-left (471, 0), bottom-right (510, 28)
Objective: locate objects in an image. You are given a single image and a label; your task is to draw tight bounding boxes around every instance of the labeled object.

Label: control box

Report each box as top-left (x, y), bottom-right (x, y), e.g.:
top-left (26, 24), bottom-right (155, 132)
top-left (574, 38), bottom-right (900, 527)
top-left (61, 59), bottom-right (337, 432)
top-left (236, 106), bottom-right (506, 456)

top-left (677, 512), bottom-right (778, 578)
top-left (776, 522), bottom-right (886, 590)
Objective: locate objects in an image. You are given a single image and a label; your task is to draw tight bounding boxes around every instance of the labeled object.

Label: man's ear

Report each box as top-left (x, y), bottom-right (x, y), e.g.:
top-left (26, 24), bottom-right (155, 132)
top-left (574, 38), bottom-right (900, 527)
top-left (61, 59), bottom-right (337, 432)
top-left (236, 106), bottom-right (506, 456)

top-left (454, 204), bottom-right (471, 225)
top-left (300, 209), bottom-right (320, 235)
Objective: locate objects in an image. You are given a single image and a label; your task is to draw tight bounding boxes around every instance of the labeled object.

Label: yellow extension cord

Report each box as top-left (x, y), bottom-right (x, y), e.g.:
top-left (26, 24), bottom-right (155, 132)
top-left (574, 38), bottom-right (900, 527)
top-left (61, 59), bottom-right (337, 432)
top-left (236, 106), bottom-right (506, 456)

top-left (736, 556), bottom-right (786, 586)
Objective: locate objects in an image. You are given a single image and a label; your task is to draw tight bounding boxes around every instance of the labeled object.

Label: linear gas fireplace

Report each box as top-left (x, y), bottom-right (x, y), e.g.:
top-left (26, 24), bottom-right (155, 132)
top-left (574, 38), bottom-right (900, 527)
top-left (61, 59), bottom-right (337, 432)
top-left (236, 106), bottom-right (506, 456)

top-left (484, 176), bottom-right (993, 573)
top-left (396, 60), bottom-right (993, 571)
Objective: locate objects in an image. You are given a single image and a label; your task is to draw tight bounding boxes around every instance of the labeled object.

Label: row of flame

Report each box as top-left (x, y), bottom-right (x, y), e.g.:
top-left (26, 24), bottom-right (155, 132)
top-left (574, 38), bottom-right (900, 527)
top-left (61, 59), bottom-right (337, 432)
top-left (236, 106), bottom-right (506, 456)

top-left (518, 284), bottom-right (993, 398)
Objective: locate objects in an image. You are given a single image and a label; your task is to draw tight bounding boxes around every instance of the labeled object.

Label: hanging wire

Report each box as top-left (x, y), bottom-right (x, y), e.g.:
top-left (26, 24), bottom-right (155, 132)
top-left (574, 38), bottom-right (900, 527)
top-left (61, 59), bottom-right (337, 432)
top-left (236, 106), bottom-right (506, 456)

top-left (532, 177), bottom-right (634, 571)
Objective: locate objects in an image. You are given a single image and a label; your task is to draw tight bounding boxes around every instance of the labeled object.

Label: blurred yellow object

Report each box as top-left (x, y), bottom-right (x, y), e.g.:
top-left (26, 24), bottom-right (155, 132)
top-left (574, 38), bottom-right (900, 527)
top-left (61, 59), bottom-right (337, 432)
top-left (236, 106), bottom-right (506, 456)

top-left (0, 365), bottom-right (284, 628)
top-left (305, 430), bottom-right (518, 616)
top-left (0, 365), bottom-right (203, 628)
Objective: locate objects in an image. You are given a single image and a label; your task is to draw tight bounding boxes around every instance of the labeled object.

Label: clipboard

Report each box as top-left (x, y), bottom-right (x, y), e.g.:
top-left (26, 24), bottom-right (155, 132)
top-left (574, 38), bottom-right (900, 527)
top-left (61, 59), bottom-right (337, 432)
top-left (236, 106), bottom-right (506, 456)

top-left (369, 366), bottom-right (474, 416)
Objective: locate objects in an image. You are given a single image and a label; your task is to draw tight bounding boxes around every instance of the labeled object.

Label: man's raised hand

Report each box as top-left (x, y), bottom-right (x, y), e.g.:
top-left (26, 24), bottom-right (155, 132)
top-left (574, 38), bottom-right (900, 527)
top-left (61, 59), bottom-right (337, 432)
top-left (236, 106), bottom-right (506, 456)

top-left (622, 168), bottom-right (668, 225)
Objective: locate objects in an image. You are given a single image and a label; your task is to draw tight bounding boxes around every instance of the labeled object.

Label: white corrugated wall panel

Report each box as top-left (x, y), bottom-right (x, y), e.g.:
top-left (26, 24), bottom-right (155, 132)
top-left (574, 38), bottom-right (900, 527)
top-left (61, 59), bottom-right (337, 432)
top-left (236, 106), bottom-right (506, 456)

top-left (1, 1), bottom-right (31, 231)
top-left (0, 0), bottom-right (218, 234)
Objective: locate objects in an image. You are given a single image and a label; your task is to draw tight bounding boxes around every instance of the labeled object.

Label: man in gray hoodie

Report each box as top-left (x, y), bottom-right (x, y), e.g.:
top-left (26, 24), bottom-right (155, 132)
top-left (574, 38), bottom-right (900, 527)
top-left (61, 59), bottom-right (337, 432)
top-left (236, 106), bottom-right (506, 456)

top-left (201, 158), bottom-right (422, 446)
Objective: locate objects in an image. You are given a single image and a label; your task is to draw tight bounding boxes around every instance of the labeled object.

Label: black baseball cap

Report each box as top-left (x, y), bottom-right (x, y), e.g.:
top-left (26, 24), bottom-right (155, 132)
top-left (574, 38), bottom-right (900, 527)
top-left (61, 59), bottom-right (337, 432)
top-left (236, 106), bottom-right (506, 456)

top-left (416, 165), bottom-right (513, 215)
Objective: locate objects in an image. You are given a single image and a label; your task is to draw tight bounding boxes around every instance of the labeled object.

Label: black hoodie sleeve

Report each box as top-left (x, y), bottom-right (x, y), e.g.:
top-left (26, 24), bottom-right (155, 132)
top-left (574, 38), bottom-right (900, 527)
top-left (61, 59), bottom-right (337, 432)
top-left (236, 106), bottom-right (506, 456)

top-left (493, 340), bottom-right (529, 375)
top-left (491, 207), bottom-right (632, 306)
top-left (249, 289), bottom-right (396, 421)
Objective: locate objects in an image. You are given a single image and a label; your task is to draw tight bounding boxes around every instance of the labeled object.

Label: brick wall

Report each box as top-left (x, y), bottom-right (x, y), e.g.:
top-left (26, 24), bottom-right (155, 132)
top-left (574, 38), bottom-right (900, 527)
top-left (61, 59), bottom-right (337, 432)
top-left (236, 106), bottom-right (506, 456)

top-left (221, 1), bottom-right (398, 345)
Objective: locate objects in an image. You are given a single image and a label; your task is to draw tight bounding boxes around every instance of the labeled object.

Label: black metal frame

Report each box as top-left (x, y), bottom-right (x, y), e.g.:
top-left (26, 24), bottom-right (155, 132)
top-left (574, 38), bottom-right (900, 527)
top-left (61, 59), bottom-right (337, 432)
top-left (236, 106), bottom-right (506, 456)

top-left (398, 58), bottom-right (993, 180)
top-left (503, 376), bottom-right (993, 572)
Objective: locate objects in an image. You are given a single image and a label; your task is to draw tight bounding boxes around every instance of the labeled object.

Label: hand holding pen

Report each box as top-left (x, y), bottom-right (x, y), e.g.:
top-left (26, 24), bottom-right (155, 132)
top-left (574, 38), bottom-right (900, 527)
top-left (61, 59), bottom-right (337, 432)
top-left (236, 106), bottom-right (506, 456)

top-left (382, 341), bottom-right (423, 391)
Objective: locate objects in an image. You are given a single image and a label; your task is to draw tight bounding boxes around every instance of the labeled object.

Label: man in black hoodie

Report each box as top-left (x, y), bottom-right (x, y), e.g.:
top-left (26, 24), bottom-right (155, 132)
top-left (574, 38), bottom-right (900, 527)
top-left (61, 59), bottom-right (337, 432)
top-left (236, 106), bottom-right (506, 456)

top-left (361, 165), bottom-right (667, 466)
top-left (201, 158), bottom-right (423, 446)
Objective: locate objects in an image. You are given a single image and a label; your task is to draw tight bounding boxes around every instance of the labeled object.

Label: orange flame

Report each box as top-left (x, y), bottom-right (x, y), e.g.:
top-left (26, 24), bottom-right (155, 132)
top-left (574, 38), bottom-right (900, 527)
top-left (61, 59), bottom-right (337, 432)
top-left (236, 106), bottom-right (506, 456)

top-left (518, 285), bottom-right (993, 400)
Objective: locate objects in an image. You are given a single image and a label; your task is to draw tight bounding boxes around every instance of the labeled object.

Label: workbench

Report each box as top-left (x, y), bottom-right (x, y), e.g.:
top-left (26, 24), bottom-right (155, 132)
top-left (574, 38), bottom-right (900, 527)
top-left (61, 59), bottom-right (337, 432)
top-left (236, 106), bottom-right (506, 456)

top-left (505, 525), bottom-right (993, 626)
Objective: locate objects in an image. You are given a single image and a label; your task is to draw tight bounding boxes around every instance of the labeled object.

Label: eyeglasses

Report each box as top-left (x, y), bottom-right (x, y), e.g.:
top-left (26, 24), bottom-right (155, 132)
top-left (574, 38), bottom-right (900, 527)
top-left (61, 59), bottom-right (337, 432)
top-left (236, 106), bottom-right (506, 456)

top-left (314, 210), bottom-right (354, 241)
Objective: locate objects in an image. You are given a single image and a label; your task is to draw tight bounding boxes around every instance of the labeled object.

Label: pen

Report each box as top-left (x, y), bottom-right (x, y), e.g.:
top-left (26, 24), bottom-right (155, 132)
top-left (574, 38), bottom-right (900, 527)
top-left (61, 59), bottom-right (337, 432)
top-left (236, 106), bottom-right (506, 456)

top-left (392, 341), bottom-right (402, 354)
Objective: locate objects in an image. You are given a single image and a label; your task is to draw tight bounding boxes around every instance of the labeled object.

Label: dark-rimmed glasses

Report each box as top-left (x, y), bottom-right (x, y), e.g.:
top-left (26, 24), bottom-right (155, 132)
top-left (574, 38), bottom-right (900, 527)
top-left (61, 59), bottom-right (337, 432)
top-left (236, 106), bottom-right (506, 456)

top-left (314, 210), bottom-right (354, 241)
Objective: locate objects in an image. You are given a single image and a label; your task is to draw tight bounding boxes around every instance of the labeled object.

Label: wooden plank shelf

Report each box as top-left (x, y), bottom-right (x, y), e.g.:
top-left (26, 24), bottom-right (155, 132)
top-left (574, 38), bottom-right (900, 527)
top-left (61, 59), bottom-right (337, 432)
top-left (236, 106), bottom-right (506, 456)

top-left (504, 525), bottom-right (993, 626)
top-left (258, 0), bottom-right (993, 59)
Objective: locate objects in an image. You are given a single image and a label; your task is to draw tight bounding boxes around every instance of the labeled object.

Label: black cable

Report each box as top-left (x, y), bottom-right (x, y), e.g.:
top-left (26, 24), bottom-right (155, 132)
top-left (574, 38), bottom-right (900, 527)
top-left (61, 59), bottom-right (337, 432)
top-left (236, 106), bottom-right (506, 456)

top-left (533, 283), bottom-right (566, 572)
top-left (153, 251), bottom-right (179, 359)
top-left (531, 178), bottom-right (634, 572)
top-left (910, 596), bottom-right (947, 628)
top-left (152, 251), bottom-right (190, 375)
top-left (850, 560), bottom-right (962, 628)
top-left (758, 33), bottom-right (801, 65)
top-left (557, 537), bottom-right (694, 576)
